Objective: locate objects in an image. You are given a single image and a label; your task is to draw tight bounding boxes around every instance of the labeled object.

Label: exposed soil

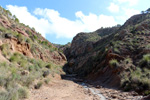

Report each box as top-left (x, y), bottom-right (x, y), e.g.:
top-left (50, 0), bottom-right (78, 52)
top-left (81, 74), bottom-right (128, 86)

top-left (27, 74), bottom-right (99, 100)
top-left (26, 74), bottom-right (146, 100)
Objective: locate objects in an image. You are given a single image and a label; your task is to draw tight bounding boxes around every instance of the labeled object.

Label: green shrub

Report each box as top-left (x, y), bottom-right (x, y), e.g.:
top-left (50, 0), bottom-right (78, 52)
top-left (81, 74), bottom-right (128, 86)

top-left (26, 30), bottom-right (32, 36)
top-left (0, 43), bottom-right (11, 57)
top-left (109, 59), bottom-right (119, 68)
top-left (44, 78), bottom-right (50, 84)
top-left (121, 67), bottom-right (150, 94)
top-left (0, 25), bottom-right (7, 32)
top-left (125, 58), bottom-right (132, 64)
top-left (10, 52), bottom-right (29, 68)
top-left (14, 15), bottom-right (19, 23)
top-left (42, 41), bottom-right (48, 45)
top-left (140, 54), bottom-right (150, 68)
top-left (26, 38), bottom-right (31, 43)
top-left (0, 91), bottom-right (8, 100)
top-left (9, 55), bottom-right (18, 62)
top-left (144, 90), bottom-right (150, 95)
top-left (0, 76), bottom-right (6, 87)
top-left (7, 87), bottom-right (19, 100)
top-left (28, 65), bottom-right (34, 71)
top-left (17, 34), bottom-right (24, 43)
top-left (18, 87), bottom-right (29, 99)
top-left (48, 44), bottom-right (52, 48)
top-left (114, 48), bottom-right (120, 54)
top-left (45, 64), bottom-right (52, 69)
top-left (33, 35), bottom-right (38, 40)
top-left (34, 81), bottom-right (43, 89)
top-left (30, 58), bottom-right (37, 64)
top-left (21, 75), bottom-right (34, 87)
top-left (43, 70), bottom-right (50, 77)
top-left (9, 52), bottom-right (20, 62)
top-left (37, 59), bottom-right (45, 68)
top-left (10, 67), bottom-right (20, 81)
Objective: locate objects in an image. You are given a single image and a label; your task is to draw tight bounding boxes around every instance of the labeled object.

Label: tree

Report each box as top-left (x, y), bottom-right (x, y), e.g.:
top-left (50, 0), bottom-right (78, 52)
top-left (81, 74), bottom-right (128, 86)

top-left (146, 8), bottom-right (150, 13)
top-left (13, 15), bottom-right (19, 23)
top-left (141, 8), bottom-right (150, 14)
top-left (141, 11), bottom-right (145, 14)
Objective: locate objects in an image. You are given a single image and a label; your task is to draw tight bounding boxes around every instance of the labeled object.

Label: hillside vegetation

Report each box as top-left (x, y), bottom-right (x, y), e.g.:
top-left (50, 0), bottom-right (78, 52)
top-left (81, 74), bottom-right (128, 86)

top-left (0, 6), bottom-right (66, 100)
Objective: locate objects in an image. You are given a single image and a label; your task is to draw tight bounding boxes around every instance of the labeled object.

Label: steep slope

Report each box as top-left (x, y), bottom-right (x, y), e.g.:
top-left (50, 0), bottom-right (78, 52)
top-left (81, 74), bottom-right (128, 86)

top-left (64, 26), bottom-right (119, 59)
top-left (0, 6), bottom-right (66, 100)
top-left (64, 13), bottom-right (150, 95)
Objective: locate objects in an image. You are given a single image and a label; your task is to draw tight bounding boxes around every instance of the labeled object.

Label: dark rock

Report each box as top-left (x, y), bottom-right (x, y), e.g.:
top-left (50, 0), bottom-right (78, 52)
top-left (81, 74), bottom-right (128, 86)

top-left (5, 33), bottom-right (12, 38)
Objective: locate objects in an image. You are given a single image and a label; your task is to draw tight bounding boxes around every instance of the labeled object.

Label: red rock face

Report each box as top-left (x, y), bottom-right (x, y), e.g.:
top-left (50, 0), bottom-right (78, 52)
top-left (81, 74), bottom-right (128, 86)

top-left (0, 12), bottom-right (67, 66)
top-left (15, 28), bottom-right (29, 37)
top-left (2, 37), bottom-right (33, 58)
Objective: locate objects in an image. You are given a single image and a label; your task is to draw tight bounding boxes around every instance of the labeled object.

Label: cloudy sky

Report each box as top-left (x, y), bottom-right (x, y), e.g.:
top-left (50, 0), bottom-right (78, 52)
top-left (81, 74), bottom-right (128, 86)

top-left (1, 0), bottom-right (150, 44)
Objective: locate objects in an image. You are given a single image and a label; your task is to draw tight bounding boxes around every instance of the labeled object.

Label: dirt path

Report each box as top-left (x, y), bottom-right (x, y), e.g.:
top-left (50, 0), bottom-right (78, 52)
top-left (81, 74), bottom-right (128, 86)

top-left (27, 75), bottom-right (99, 100)
top-left (26, 74), bottom-right (145, 100)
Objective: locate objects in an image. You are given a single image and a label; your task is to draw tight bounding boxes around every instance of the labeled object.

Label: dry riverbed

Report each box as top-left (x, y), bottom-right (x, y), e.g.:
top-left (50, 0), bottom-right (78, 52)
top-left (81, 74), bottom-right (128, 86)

top-left (27, 74), bottom-right (99, 100)
top-left (26, 74), bottom-right (145, 100)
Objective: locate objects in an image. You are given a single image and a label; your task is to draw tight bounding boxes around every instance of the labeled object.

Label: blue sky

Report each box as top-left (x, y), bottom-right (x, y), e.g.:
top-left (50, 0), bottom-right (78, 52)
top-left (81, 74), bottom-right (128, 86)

top-left (1, 0), bottom-right (150, 44)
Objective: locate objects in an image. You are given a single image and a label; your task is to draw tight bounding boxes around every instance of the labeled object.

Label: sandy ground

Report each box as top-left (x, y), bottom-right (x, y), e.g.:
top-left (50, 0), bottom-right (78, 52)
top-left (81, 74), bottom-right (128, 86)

top-left (25, 74), bottom-right (145, 100)
top-left (27, 75), bottom-right (99, 100)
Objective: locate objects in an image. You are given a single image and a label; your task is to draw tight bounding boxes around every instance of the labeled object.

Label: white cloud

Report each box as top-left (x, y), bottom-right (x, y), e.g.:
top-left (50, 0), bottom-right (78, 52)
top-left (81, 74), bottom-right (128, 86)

top-left (123, 8), bottom-right (140, 17)
top-left (75, 11), bottom-right (117, 31)
top-left (108, 0), bottom-right (140, 24)
top-left (108, 3), bottom-right (119, 13)
top-left (115, 8), bottom-right (140, 24)
top-left (117, 0), bottom-right (139, 6)
top-left (6, 5), bottom-right (117, 39)
top-left (6, 5), bottom-right (50, 37)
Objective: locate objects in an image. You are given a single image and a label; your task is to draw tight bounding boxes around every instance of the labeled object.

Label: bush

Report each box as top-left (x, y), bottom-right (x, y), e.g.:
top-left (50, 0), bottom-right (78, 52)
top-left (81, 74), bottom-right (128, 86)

top-left (9, 55), bottom-right (18, 62)
top-left (22, 75), bottom-right (34, 87)
top-left (0, 76), bottom-right (6, 86)
top-left (42, 41), bottom-right (48, 46)
top-left (0, 91), bottom-right (8, 100)
top-left (28, 65), bottom-right (34, 71)
top-left (121, 67), bottom-right (150, 95)
top-left (144, 90), bottom-right (150, 95)
top-left (109, 59), bottom-right (119, 68)
top-left (18, 87), bottom-right (29, 99)
top-left (43, 70), bottom-right (50, 77)
top-left (9, 52), bottom-right (20, 62)
top-left (34, 81), bottom-right (43, 89)
top-left (0, 43), bottom-right (11, 57)
top-left (33, 35), bottom-right (38, 40)
top-left (17, 34), bottom-right (24, 43)
top-left (37, 60), bottom-right (45, 68)
top-left (140, 54), bottom-right (150, 68)
top-left (44, 78), bottom-right (50, 84)
top-left (0, 25), bottom-right (7, 32)
top-left (45, 64), bottom-right (52, 69)
top-left (26, 38), bottom-right (31, 43)
top-left (125, 58), bottom-right (132, 64)
top-left (7, 87), bottom-right (19, 100)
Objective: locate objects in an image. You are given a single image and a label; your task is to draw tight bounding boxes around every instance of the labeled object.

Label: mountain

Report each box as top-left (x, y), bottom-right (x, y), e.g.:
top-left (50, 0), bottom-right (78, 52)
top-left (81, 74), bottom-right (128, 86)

top-left (0, 6), bottom-right (66, 99)
top-left (63, 13), bottom-right (150, 95)
top-left (1, 5), bottom-right (150, 99)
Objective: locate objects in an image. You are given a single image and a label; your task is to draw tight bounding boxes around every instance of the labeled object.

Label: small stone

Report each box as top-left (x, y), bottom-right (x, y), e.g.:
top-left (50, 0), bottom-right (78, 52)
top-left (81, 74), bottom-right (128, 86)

top-left (111, 95), bottom-right (117, 98)
top-left (21, 70), bottom-right (29, 75)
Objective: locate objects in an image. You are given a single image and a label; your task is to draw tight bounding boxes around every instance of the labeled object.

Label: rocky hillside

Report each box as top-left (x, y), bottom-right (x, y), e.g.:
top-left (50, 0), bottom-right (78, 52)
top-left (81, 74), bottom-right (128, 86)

top-left (63, 26), bottom-right (120, 58)
top-left (64, 13), bottom-right (150, 95)
top-left (0, 6), bottom-right (66, 100)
